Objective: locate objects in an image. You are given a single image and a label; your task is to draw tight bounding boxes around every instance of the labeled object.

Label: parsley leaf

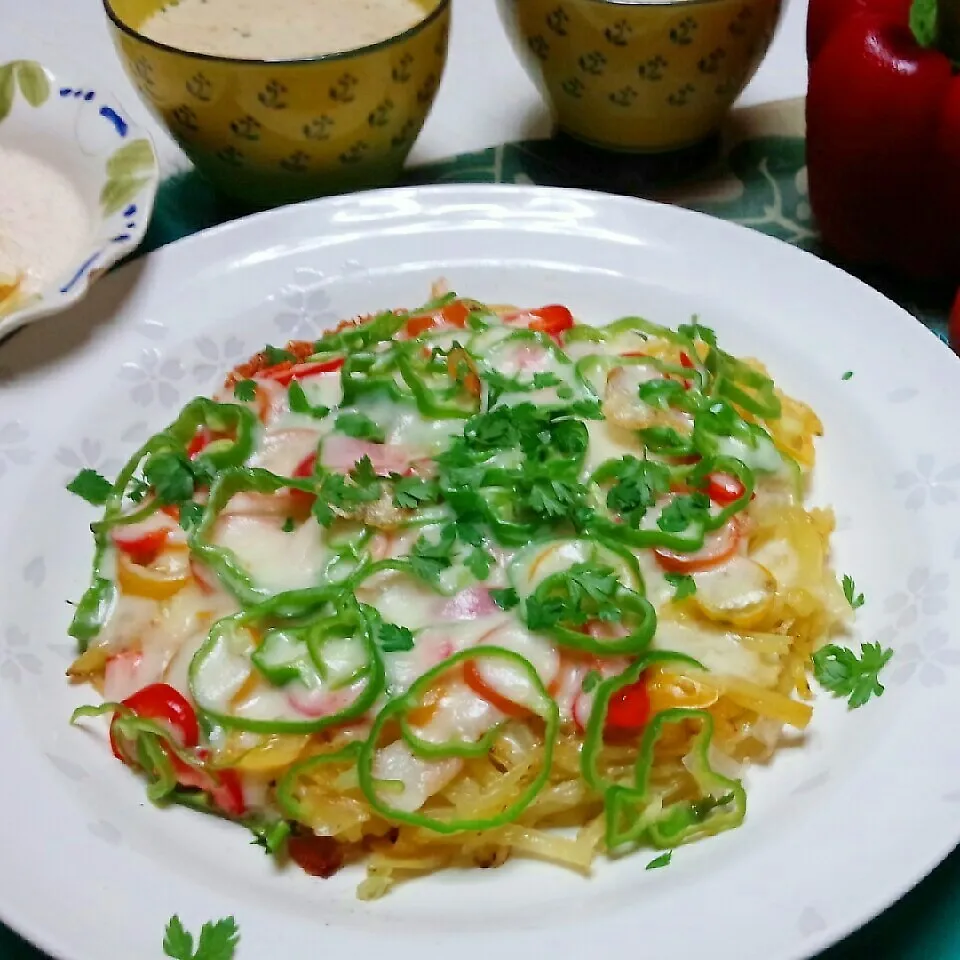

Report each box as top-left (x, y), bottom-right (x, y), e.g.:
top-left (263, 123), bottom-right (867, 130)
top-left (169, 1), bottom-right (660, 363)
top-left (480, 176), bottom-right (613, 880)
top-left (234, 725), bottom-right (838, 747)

top-left (144, 452), bottom-right (197, 505)
top-left (465, 547), bottom-right (493, 581)
top-left (646, 851), bottom-right (672, 870)
top-left (841, 370), bottom-right (854, 381)
top-left (665, 572), bottom-right (696, 600)
top-left (571, 398), bottom-right (604, 420)
top-left (525, 563), bottom-right (622, 631)
top-left (491, 587), bottom-right (520, 610)
top-left (233, 379), bottom-right (257, 402)
top-left (179, 501), bottom-right (205, 534)
top-left (657, 492), bottom-right (711, 533)
top-left (288, 381), bottom-right (329, 419)
top-left (378, 622), bottom-right (415, 654)
top-left (522, 475), bottom-right (585, 522)
top-left (163, 915), bottom-right (239, 960)
top-left (335, 411), bottom-right (385, 443)
top-left (812, 642), bottom-right (893, 708)
top-left (262, 345), bottom-right (294, 365)
top-left (392, 475), bottom-right (440, 510)
top-left (841, 574), bottom-right (865, 610)
top-left (409, 526), bottom-right (457, 584)
top-left (605, 456), bottom-right (670, 520)
top-left (67, 468), bottom-right (113, 506)
top-left (640, 426), bottom-right (693, 455)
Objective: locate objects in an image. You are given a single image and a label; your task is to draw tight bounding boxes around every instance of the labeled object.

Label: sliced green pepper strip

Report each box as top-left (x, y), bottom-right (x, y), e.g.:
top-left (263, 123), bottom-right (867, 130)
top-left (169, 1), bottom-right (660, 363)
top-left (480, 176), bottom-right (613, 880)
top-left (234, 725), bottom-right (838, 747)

top-left (189, 466), bottom-right (317, 605)
top-left (357, 647), bottom-right (559, 833)
top-left (579, 651), bottom-right (701, 794)
top-left (395, 347), bottom-right (477, 420)
top-left (276, 742), bottom-right (363, 822)
top-left (603, 710), bottom-right (746, 850)
top-left (188, 602), bottom-right (384, 734)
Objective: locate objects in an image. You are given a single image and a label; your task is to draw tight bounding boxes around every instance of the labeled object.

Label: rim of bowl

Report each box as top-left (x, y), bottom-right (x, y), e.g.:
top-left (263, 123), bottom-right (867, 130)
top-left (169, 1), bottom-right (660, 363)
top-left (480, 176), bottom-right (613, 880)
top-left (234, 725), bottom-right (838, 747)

top-left (578, 0), bottom-right (751, 8)
top-left (101, 0), bottom-right (450, 66)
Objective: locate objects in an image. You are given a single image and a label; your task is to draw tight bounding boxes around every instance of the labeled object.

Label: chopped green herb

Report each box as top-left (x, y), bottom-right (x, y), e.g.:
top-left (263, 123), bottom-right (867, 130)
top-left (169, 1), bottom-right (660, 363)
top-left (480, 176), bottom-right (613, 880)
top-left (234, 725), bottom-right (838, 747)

top-left (841, 574), bottom-right (865, 610)
top-left (812, 642), bottom-right (893, 708)
top-left (465, 547), bottom-right (493, 581)
top-left (646, 851), bottom-right (672, 870)
top-left (281, 517), bottom-right (295, 533)
top-left (491, 587), bottom-right (520, 610)
top-left (288, 381), bottom-right (330, 419)
top-left (378, 622), bottom-right (416, 654)
top-left (604, 456), bottom-right (671, 520)
top-left (163, 915), bottom-right (239, 960)
top-left (178, 502), bottom-right (205, 534)
top-left (66, 468), bottom-right (112, 506)
top-left (144, 453), bottom-right (197, 505)
top-left (392, 475), bottom-right (440, 510)
top-left (408, 526), bottom-right (457, 584)
top-left (233, 379), bottom-right (257, 402)
top-left (657, 492), bottom-right (711, 533)
top-left (262, 345), bottom-right (295, 366)
top-left (556, 385), bottom-right (574, 400)
top-left (841, 371), bottom-right (854, 381)
top-left (335, 411), bottom-right (386, 443)
top-left (665, 572), bottom-right (696, 600)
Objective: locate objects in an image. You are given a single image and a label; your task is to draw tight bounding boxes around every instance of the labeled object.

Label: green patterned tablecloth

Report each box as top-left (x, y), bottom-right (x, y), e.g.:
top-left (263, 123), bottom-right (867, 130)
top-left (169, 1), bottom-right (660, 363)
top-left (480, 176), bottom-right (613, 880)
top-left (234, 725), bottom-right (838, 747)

top-left (3, 99), bottom-right (956, 959)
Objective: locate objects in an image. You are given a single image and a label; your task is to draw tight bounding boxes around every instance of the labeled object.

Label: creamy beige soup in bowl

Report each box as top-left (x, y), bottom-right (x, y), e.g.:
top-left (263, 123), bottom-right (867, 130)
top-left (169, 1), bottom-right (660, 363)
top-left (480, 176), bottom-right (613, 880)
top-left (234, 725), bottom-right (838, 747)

top-left (104, 0), bottom-right (451, 206)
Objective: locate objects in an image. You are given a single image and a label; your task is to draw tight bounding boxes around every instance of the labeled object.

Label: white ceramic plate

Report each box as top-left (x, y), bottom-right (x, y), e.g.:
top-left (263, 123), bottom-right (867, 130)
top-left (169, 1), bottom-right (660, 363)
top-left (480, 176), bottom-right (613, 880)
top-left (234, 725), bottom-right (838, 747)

top-left (0, 58), bottom-right (159, 338)
top-left (1, 185), bottom-right (958, 960)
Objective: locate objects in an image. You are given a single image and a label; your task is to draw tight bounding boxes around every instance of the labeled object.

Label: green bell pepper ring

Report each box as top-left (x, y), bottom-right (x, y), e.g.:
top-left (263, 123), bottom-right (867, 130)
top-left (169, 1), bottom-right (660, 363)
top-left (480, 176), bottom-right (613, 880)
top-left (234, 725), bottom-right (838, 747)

top-left (579, 650), bottom-right (702, 794)
top-left (188, 606), bottom-right (385, 734)
top-left (395, 347), bottom-right (478, 420)
top-left (189, 466), bottom-right (317, 605)
top-left (276, 742), bottom-right (363, 823)
top-left (357, 646), bottom-right (559, 833)
top-left (603, 709), bottom-right (747, 850)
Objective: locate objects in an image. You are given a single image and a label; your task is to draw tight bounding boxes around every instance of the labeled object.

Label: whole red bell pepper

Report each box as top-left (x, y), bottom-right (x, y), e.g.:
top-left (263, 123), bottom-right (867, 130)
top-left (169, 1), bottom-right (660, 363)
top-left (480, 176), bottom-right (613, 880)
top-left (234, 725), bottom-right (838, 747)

top-left (806, 0), bottom-right (960, 282)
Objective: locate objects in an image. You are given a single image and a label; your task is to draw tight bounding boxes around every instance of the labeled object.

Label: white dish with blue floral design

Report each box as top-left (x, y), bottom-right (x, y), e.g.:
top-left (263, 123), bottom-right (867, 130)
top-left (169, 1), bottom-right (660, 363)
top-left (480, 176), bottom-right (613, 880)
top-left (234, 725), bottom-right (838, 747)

top-left (0, 185), bottom-right (959, 960)
top-left (0, 59), bottom-right (158, 338)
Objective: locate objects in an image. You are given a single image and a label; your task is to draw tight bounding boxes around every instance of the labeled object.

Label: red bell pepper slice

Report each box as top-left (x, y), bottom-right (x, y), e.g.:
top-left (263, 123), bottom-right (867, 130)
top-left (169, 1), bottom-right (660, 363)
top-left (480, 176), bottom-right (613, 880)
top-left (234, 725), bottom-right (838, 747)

top-left (527, 305), bottom-right (574, 342)
top-left (806, 0), bottom-right (960, 281)
top-left (259, 358), bottom-right (344, 386)
top-left (604, 677), bottom-right (651, 735)
top-left (405, 300), bottom-right (471, 338)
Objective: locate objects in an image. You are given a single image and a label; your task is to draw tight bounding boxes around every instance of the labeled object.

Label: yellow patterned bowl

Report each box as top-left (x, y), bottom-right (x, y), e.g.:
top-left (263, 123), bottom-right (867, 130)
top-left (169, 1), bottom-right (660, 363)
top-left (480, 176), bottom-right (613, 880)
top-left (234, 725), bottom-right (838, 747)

top-left (103, 0), bottom-right (450, 207)
top-left (495, 0), bottom-right (781, 152)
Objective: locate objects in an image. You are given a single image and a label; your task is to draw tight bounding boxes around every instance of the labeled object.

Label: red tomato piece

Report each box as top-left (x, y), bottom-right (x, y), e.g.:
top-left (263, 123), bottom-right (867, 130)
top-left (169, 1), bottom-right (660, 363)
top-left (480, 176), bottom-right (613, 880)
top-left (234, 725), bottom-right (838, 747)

top-left (111, 527), bottom-right (170, 566)
top-left (110, 683), bottom-right (200, 760)
top-left (463, 660), bottom-right (530, 719)
top-left (528, 304), bottom-right (574, 342)
top-left (604, 678), bottom-right (650, 734)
